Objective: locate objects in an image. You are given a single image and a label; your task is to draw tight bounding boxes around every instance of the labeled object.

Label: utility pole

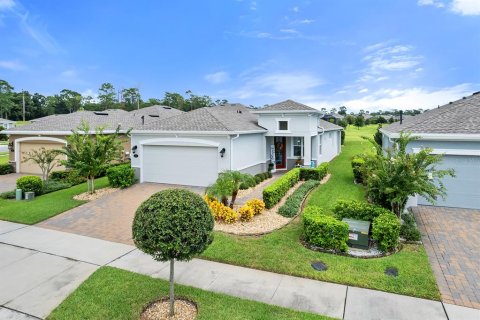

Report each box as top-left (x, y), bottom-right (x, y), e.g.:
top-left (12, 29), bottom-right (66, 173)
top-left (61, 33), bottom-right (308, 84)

top-left (22, 90), bottom-right (25, 122)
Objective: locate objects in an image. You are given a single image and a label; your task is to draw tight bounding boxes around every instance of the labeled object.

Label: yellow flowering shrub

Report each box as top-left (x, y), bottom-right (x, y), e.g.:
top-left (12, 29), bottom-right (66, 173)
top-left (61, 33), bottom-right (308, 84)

top-left (238, 205), bottom-right (255, 222)
top-left (204, 196), bottom-right (239, 224)
top-left (246, 199), bottom-right (265, 215)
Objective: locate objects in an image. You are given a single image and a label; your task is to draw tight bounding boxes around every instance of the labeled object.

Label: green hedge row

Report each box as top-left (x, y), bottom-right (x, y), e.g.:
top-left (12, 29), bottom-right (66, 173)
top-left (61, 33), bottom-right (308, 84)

top-left (239, 171), bottom-right (272, 190)
top-left (278, 180), bottom-right (320, 217)
top-left (303, 206), bottom-right (349, 252)
top-left (299, 162), bottom-right (329, 181)
top-left (372, 213), bottom-right (400, 252)
top-left (263, 168), bottom-right (300, 209)
top-left (333, 199), bottom-right (392, 222)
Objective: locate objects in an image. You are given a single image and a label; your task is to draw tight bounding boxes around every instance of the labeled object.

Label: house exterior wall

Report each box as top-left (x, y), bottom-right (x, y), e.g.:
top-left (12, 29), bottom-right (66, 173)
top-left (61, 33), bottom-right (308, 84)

top-left (316, 130), bottom-right (341, 163)
top-left (231, 132), bottom-right (266, 174)
top-left (257, 113), bottom-right (318, 137)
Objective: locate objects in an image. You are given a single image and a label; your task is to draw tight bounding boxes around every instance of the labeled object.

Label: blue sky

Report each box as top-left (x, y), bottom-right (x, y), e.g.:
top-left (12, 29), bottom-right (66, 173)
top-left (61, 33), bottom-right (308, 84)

top-left (0, 0), bottom-right (479, 112)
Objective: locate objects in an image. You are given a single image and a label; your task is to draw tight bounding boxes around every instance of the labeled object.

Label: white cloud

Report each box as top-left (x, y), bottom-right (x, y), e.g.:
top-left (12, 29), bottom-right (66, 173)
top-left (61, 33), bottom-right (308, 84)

top-left (292, 6), bottom-right (299, 12)
top-left (81, 89), bottom-right (99, 102)
top-left (418, 0), bottom-right (445, 8)
top-left (250, 1), bottom-right (257, 10)
top-left (205, 71), bottom-right (230, 84)
top-left (451, 0), bottom-right (480, 15)
top-left (358, 88), bottom-right (369, 93)
top-left (60, 69), bottom-right (77, 77)
top-left (0, 0), bottom-right (15, 11)
top-left (0, 59), bottom-right (25, 70)
top-left (280, 28), bottom-right (298, 34)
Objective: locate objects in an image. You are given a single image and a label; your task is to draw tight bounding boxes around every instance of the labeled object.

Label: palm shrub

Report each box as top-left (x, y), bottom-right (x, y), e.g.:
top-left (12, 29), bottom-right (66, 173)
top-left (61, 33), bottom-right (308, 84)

top-left (132, 189), bottom-right (214, 317)
top-left (362, 133), bottom-right (455, 217)
top-left (206, 170), bottom-right (250, 208)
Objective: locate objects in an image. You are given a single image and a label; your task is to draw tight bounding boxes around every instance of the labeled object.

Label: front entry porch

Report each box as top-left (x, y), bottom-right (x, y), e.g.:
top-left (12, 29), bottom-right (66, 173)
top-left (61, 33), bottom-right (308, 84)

top-left (269, 135), bottom-right (315, 170)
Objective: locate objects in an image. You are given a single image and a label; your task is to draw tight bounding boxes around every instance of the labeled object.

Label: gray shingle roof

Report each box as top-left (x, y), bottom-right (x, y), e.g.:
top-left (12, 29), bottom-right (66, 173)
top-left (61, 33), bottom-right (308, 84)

top-left (138, 104), bottom-right (266, 132)
top-left (130, 105), bottom-right (184, 120)
top-left (382, 92), bottom-right (480, 135)
top-left (0, 118), bottom-right (14, 123)
top-left (261, 99), bottom-right (319, 111)
top-left (318, 119), bottom-right (343, 132)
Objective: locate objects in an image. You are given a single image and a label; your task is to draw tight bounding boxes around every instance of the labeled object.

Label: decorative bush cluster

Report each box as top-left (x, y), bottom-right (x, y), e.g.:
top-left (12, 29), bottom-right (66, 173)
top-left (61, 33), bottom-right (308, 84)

top-left (299, 162), bottom-right (329, 181)
top-left (278, 180), bottom-right (320, 217)
top-left (240, 171), bottom-right (272, 190)
top-left (43, 180), bottom-right (72, 194)
top-left (351, 156), bottom-right (368, 184)
top-left (205, 196), bottom-right (265, 223)
top-left (0, 163), bottom-right (13, 175)
top-left (333, 199), bottom-right (392, 222)
top-left (107, 164), bottom-right (136, 188)
top-left (303, 206), bottom-right (349, 252)
top-left (372, 213), bottom-right (401, 252)
top-left (16, 175), bottom-right (43, 195)
top-left (400, 213), bottom-right (421, 241)
top-left (263, 168), bottom-right (300, 208)
top-left (50, 169), bottom-right (87, 185)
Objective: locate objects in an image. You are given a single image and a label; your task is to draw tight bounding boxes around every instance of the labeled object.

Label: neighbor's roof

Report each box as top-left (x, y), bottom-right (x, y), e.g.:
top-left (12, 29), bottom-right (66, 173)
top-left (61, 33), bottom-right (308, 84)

top-left (0, 118), bottom-right (14, 123)
top-left (323, 113), bottom-right (344, 119)
top-left (254, 99), bottom-right (320, 113)
top-left (137, 104), bottom-right (266, 132)
top-left (382, 92), bottom-right (480, 135)
top-left (130, 105), bottom-right (184, 121)
top-left (318, 119), bottom-right (343, 132)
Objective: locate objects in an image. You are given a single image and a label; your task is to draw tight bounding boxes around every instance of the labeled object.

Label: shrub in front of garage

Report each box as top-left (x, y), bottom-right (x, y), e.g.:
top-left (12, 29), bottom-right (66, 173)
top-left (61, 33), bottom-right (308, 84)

top-left (0, 163), bottom-right (14, 175)
top-left (16, 175), bottom-right (44, 195)
top-left (107, 164), bottom-right (136, 188)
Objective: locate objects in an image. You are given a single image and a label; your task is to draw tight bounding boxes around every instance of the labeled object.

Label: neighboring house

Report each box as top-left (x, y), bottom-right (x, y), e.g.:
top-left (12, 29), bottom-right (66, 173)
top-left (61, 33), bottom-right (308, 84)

top-left (130, 100), bottom-right (342, 186)
top-left (0, 118), bottom-right (15, 129)
top-left (381, 92), bottom-right (480, 209)
top-left (3, 106), bottom-right (182, 175)
top-left (321, 112), bottom-right (344, 124)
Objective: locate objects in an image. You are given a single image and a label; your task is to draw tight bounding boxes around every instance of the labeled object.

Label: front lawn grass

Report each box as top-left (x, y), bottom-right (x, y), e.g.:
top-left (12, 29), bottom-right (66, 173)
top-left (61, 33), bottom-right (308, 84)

top-left (48, 267), bottom-right (334, 320)
top-left (201, 125), bottom-right (440, 300)
top-left (0, 177), bottom-right (109, 224)
top-left (0, 152), bottom-right (8, 164)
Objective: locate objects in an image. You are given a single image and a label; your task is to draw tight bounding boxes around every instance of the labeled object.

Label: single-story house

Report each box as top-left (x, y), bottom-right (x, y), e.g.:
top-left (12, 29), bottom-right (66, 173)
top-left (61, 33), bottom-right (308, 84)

top-left (3, 100), bottom-right (342, 187)
top-left (381, 92), bottom-right (480, 210)
top-left (0, 118), bottom-right (15, 129)
top-left (130, 100), bottom-right (342, 186)
top-left (3, 106), bottom-right (182, 174)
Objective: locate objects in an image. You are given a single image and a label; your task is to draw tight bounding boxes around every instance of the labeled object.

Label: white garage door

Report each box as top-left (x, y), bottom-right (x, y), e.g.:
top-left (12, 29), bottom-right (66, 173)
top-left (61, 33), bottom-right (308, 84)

top-left (418, 155), bottom-right (480, 209)
top-left (142, 145), bottom-right (218, 186)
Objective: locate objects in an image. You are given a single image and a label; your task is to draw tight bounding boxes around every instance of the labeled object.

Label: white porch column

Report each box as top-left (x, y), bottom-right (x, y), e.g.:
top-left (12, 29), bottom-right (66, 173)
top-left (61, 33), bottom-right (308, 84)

top-left (303, 135), bottom-right (312, 167)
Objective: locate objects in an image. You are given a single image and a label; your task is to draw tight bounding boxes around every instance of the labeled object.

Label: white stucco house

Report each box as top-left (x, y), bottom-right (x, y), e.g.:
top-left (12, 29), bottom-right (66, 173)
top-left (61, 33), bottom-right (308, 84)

top-left (130, 100), bottom-right (343, 186)
top-left (0, 118), bottom-right (15, 129)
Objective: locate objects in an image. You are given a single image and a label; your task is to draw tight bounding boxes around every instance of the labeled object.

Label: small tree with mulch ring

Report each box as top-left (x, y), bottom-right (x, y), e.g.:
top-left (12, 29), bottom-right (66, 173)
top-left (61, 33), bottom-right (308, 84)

top-left (132, 189), bottom-right (214, 318)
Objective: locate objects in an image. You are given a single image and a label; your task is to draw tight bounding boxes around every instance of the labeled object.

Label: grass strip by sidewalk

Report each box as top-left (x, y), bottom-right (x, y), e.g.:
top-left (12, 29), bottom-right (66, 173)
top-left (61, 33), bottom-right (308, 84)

top-left (47, 267), bottom-right (335, 320)
top-left (0, 177), bottom-right (109, 224)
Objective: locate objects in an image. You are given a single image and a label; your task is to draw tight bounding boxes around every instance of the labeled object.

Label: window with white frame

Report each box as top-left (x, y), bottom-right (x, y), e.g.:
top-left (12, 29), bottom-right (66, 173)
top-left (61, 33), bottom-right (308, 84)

top-left (278, 120), bottom-right (289, 131)
top-left (318, 135), bottom-right (323, 155)
top-left (293, 137), bottom-right (304, 157)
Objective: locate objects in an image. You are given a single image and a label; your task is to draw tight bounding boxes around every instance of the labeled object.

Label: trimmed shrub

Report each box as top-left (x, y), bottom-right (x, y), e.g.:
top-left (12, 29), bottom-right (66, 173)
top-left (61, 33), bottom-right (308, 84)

top-left (107, 164), bottom-right (135, 188)
top-left (351, 157), bottom-right (365, 183)
top-left (254, 176), bottom-right (262, 184)
top-left (16, 175), bottom-right (43, 195)
top-left (372, 213), bottom-right (401, 252)
top-left (333, 200), bottom-right (392, 222)
top-left (238, 205), bottom-right (255, 221)
top-left (341, 130), bottom-right (345, 145)
top-left (267, 171), bottom-right (273, 178)
top-left (0, 190), bottom-right (16, 199)
top-left (0, 163), bottom-right (13, 175)
top-left (263, 168), bottom-right (300, 209)
top-left (278, 180), bottom-right (320, 217)
top-left (50, 170), bottom-right (86, 185)
top-left (204, 196), bottom-right (239, 224)
top-left (300, 162), bottom-right (329, 181)
top-left (400, 213), bottom-right (421, 241)
top-left (43, 180), bottom-right (72, 194)
top-left (246, 199), bottom-right (265, 215)
top-left (303, 206), bottom-right (349, 252)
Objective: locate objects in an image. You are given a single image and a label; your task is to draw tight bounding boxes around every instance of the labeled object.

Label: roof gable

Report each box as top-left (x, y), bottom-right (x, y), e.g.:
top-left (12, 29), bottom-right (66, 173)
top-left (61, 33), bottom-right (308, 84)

top-left (261, 99), bottom-right (318, 112)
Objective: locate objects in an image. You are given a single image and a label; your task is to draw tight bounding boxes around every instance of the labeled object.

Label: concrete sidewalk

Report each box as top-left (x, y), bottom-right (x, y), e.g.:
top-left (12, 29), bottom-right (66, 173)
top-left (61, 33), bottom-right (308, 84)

top-left (0, 221), bottom-right (478, 320)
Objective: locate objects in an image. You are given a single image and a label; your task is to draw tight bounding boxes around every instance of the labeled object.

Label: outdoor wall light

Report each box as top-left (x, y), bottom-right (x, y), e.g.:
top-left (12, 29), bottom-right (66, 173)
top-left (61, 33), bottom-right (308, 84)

top-left (132, 145), bottom-right (138, 151)
top-left (133, 154), bottom-right (139, 158)
top-left (8, 142), bottom-right (14, 152)
top-left (219, 148), bottom-right (226, 158)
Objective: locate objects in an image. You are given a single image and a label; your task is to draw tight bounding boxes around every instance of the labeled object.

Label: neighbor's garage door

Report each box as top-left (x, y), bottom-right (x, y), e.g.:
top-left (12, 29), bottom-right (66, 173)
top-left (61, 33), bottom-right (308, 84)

top-left (142, 145), bottom-right (218, 186)
top-left (418, 155), bottom-right (480, 209)
top-left (19, 141), bottom-right (66, 174)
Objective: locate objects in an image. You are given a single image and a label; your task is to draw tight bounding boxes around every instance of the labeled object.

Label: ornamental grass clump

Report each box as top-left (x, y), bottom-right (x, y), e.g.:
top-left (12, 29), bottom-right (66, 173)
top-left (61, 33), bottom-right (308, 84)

top-left (132, 189), bottom-right (214, 318)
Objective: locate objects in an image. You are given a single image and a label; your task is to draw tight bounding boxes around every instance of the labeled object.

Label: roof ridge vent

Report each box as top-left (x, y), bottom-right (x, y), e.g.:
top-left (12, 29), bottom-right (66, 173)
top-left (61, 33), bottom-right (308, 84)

top-left (163, 106), bottom-right (171, 109)
top-left (94, 111), bottom-right (108, 116)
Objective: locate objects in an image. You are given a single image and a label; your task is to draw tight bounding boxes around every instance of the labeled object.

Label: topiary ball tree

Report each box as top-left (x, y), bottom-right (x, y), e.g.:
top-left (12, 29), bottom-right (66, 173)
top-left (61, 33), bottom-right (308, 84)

top-left (132, 188), bottom-right (214, 317)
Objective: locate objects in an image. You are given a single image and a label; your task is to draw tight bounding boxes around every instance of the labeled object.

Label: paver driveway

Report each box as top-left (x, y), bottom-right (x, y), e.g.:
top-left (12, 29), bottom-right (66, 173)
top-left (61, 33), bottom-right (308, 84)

top-left (0, 173), bottom-right (31, 193)
top-left (38, 183), bottom-right (204, 245)
top-left (412, 206), bottom-right (480, 309)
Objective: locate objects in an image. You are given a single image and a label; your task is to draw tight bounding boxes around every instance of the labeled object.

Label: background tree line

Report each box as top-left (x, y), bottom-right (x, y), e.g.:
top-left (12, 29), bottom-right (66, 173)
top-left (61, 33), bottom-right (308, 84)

top-left (0, 79), bottom-right (229, 121)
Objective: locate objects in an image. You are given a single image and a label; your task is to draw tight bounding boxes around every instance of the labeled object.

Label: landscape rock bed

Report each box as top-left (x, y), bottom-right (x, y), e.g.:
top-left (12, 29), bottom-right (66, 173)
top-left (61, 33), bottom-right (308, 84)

top-left (141, 298), bottom-right (197, 320)
top-left (73, 187), bottom-right (119, 201)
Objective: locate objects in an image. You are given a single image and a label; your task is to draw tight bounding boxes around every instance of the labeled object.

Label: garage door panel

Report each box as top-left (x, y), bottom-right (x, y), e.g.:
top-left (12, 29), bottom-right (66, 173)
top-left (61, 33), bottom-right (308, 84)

top-left (143, 145), bottom-right (218, 187)
top-left (19, 142), bottom-right (66, 175)
top-left (418, 155), bottom-right (480, 209)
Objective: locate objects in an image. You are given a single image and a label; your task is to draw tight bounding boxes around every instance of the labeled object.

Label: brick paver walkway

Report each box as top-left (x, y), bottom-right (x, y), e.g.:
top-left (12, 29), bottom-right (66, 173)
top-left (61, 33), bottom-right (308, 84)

top-left (38, 183), bottom-right (204, 245)
top-left (412, 206), bottom-right (480, 309)
top-left (235, 171), bottom-right (284, 205)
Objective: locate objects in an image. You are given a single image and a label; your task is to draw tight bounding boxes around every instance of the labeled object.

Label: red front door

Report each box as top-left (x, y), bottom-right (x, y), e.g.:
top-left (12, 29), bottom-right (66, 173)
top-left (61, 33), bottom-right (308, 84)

top-left (274, 137), bottom-right (286, 169)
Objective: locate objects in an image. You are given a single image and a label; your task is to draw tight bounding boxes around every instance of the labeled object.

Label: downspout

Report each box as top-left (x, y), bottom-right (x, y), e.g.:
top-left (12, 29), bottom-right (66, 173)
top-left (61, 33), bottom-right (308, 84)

top-left (230, 134), bottom-right (240, 170)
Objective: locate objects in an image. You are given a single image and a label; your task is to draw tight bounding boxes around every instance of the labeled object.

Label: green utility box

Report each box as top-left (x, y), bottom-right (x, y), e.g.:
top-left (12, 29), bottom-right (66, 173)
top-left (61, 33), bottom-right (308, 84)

top-left (342, 218), bottom-right (370, 249)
